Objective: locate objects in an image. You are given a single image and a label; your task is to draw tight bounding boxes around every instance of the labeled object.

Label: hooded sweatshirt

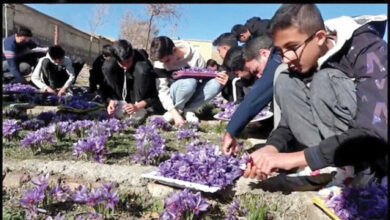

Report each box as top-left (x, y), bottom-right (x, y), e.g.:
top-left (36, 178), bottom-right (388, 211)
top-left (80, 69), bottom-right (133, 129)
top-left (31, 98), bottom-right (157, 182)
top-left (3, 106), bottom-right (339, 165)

top-left (31, 53), bottom-right (75, 91)
top-left (266, 15), bottom-right (388, 170)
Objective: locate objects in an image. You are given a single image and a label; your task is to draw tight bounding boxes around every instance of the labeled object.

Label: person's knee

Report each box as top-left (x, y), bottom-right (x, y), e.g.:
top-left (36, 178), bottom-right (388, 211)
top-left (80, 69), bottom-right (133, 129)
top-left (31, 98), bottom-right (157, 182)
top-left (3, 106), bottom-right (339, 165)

top-left (19, 62), bottom-right (32, 75)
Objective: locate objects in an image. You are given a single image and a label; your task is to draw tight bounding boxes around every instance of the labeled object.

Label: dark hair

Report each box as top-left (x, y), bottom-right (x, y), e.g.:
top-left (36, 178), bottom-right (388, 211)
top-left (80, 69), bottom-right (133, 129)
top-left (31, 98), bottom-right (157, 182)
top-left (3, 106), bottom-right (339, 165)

top-left (243, 36), bottom-right (273, 60)
top-left (48, 45), bottom-right (65, 60)
top-left (15, 26), bottom-right (32, 37)
top-left (212, 32), bottom-right (238, 48)
top-left (231, 24), bottom-right (248, 39)
top-left (222, 46), bottom-right (245, 72)
top-left (112, 40), bottom-right (134, 62)
top-left (270, 4), bottom-right (325, 36)
top-left (102, 44), bottom-right (113, 57)
top-left (150, 36), bottom-right (175, 61)
top-left (206, 59), bottom-right (219, 67)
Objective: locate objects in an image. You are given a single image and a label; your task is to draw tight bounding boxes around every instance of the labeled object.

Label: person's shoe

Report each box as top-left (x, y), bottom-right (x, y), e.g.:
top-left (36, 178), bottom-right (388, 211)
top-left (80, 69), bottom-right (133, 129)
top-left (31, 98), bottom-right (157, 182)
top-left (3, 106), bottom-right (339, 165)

top-left (163, 111), bottom-right (173, 123)
top-left (184, 111), bottom-right (199, 123)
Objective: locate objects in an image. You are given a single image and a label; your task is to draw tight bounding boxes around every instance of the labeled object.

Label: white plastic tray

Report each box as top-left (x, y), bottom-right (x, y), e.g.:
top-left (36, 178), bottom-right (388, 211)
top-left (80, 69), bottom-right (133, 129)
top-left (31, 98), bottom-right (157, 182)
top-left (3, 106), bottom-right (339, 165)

top-left (141, 171), bottom-right (221, 193)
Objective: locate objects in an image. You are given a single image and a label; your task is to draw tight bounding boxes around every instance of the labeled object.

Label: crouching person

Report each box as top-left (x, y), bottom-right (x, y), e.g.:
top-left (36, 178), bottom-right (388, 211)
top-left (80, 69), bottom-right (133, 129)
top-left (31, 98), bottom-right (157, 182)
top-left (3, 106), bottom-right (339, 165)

top-left (31, 45), bottom-right (75, 96)
top-left (101, 39), bottom-right (163, 119)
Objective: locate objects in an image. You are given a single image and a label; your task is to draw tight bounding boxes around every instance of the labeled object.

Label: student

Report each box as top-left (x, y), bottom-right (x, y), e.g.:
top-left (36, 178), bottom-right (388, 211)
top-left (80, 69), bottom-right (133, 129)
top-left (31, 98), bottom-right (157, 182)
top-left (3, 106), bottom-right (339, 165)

top-left (244, 4), bottom-right (387, 183)
top-left (231, 16), bottom-right (270, 43)
top-left (222, 36), bottom-right (281, 154)
top-left (31, 45), bottom-right (75, 96)
top-left (150, 36), bottom-right (228, 126)
top-left (212, 32), bottom-right (244, 102)
top-left (3, 26), bottom-right (48, 83)
top-left (102, 39), bottom-right (163, 117)
top-left (206, 59), bottom-right (220, 71)
top-left (222, 46), bottom-right (256, 101)
top-left (89, 44), bottom-right (112, 96)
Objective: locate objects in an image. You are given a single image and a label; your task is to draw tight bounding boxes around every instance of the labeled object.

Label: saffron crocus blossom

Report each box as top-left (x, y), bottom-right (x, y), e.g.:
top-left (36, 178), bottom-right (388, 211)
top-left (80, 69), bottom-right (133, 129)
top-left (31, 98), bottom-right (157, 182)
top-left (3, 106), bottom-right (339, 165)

top-left (325, 178), bottom-right (388, 220)
top-left (46, 213), bottom-right (66, 220)
top-left (99, 182), bottom-right (119, 211)
top-left (216, 102), bottom-right (269, 121)
top-left (158, 144), bottom-right (247, 188)
top-left (149, 116), bottom-right (172, 131)
top-left (72, 185), bottom-right (89, 203)
top-left (176, 128), bottom-right (199, 140)
top-left (160, 189), bottom-right (209, 220)
top-left (3, 119), bottom-right (21, 138)
top-left (224, 199), bottom-right (248, 220)
top-left (64, 96), bottom-right (97, 109)
top-left (31, 173), bottom-right (50, 191)
top-left (21, 124), bottom-right (56, 148)
top-left (72, 135), bottom-right (108, 163)
top-left (50, 184), bottom-right (71, 202)
top-left (131, 125), bottom-right (165, 164)
top-left (87, 188), bottom-right (103, 207)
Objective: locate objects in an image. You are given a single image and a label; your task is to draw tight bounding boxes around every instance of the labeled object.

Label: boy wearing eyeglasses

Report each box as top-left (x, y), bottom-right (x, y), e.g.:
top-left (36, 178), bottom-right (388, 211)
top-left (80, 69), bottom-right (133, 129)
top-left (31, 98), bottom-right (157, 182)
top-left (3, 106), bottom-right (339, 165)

top-left (243, 4), bottom-right (387, 188)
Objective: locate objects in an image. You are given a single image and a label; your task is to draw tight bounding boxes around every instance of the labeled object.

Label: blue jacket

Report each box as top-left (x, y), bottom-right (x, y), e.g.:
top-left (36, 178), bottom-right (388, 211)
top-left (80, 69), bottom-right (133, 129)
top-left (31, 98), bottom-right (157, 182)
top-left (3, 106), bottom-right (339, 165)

top-left (2, 34), bottom-right (38, 77)
top-left (226, 48), bottom-right (282, 136)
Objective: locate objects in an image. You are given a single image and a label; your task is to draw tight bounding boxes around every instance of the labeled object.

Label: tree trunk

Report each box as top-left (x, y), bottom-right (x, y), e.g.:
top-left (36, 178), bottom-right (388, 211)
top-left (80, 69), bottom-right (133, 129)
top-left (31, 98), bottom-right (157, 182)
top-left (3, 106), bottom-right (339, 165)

top-left (146, 15), bottom-right (154, 52)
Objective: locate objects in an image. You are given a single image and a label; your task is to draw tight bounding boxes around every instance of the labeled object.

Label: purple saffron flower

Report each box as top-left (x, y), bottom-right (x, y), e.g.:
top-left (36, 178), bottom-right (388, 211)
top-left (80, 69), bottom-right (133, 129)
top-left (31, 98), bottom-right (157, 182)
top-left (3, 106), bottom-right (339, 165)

top-left (3, 83), bottom-right (38, 93)
top-left (72, 185), bottom-right (88, 203)
top-left (50, 184), bottom-right (70, 202)
top-left (149, 116), bottom-right (172, 131)
top-left (46, 213), bottom-right (66, 220)
top-left (160, 189), bottom-right (209, 219)
top-left (3, 119), bottom-right (21, 138)
top-left (86, 188), bottom-right (102, 207)
top-left (224, 199), bottom-right (247, 220)
top-left (176, 128), bottom-right (198, 140)
top-left (131, 125), bottom-right (165, 164)
top-left (19, 188), bottom-right (45, 208)
top-left (21, 124), bottom-right (55, 148)
top-left (31, 173), bottom-right (49, 191)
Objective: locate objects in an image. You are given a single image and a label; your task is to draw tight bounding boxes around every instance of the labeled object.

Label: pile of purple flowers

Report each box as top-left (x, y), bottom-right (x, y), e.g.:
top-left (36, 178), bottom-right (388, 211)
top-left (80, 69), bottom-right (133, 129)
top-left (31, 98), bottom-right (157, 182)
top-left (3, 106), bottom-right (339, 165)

top-left (73, 135), bottom-right (109, 163)
top-left (19, 173), bottom-right (50, 219)
top-left (72, 182), bottom-right (120, 216)
top-left (149, 116), bottom-right (172, 131)
top-left (3, 83), bottom-right (38, 93)
top-left (224, 199), bottom-right (248, 220)
top-left (160, 189), bottom-right (209, 220)
top-left (216, 102), bottom-right (269, 121)
top-left (158, 142), bottom-right (248, 188)
top-left (3, 119), bottom-right (21, 139)
top-left (20, 124), bottom-right (56, 151)
top-left (131, 125), bottom-right (165, 164)
top-left (325, 178), bottom-right (388, 220)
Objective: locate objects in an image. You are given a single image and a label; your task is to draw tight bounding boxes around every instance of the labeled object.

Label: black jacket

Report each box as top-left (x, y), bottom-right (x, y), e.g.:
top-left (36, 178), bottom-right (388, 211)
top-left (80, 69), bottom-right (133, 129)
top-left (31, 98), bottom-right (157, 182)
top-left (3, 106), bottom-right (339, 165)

top-left (101, 49), bottom-right (159, 108)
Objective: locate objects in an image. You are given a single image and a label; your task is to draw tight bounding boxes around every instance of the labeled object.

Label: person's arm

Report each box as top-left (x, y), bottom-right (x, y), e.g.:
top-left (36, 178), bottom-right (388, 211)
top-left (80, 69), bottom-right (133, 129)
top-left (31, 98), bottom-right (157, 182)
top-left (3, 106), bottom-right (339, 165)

top-left (61, 57), bottom-right (75, 89)
top-left (31, 57), bottom-right (49, 91)
top-left (304, 29), bottom-right (388, 170)
top-left (155, 68), bottom-right (175, 111)
top-left (226, 50), bottom-right (281, 137)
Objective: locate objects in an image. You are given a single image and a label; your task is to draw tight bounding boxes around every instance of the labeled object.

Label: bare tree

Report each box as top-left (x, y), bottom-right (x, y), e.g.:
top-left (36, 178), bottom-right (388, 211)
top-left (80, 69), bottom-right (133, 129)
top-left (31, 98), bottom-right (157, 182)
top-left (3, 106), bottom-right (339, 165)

top-left (87, 4), bottom-right (109, 62)
top-left (120, 10), bottom-right (158, 50)
top-left (145, 4), bottom-right (181, 51)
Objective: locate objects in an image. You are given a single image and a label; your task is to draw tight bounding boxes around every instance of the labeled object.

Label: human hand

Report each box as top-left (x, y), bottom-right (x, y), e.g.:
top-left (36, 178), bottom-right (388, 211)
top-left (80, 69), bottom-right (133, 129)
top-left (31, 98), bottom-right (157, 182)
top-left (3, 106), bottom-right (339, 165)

top-left (170, 108), bottom-right (185, 127)
top-left (124, 103), bottom-right (138, 114)
top-left (221, 132), bottom-right (240, 156)
top-left (244, 145), bottom-right (279, 179)
top-left (107, 100), bottom-right (116, 115)
top-left (45, 87), bottom-right (56, 94)
top-left (57, 87), bottom-right (67, 96)
top-left (216, 71), bottom-right (229, 86)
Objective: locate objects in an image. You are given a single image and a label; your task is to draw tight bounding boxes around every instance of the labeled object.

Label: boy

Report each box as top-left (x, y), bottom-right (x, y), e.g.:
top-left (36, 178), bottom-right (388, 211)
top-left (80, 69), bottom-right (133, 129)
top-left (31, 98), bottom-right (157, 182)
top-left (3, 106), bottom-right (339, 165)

top-left (231, 16), bottom-right (270, 43)
top-left (3, 26), bottom-right (48, 83)
top-left (244, 4), bottom-right (387, 183)
top-left (102, 40), bottom-right (163, 117)
top-left (31, 45), bottom-right (75, 96)
top-left (150, 36), bottom-right (228, 126)
top-left (89, 44), bottom-right (112, 96)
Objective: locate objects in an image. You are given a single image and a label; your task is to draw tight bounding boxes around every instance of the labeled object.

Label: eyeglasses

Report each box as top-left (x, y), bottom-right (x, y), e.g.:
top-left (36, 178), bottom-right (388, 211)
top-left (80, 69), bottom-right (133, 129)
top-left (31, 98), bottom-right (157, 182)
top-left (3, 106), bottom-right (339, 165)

top-left (279, 32), bottom-right (317, 61)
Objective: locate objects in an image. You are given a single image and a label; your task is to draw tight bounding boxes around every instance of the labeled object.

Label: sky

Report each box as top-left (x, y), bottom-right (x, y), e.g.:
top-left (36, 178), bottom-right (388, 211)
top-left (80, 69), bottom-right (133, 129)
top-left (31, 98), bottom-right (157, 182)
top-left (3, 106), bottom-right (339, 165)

top-left (26, 3), bottom-right (388, 42)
